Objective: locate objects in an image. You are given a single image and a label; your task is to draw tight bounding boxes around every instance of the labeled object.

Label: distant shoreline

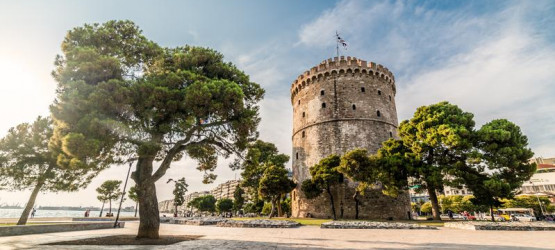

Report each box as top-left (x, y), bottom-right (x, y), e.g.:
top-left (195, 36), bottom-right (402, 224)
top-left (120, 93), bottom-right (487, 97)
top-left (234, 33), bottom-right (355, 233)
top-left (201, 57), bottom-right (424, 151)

top-left (0, 207), bottom-right (135, 212)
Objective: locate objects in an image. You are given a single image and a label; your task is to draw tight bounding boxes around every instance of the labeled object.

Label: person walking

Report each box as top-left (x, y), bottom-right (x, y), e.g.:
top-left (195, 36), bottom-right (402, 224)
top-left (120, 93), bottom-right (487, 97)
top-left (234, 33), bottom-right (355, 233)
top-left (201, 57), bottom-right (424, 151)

top-left (30, 208), bottom-right (36, 218)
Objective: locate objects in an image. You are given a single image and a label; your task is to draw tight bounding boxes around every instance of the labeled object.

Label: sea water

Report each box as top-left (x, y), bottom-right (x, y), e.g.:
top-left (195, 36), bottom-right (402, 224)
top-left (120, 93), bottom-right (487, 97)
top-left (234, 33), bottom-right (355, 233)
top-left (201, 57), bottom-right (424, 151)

top-left (0, 208), bottom-right (136, 218)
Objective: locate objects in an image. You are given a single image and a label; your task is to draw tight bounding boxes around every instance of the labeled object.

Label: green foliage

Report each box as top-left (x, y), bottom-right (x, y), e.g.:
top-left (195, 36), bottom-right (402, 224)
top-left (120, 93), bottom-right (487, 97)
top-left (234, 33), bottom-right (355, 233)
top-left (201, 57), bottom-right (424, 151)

top-left (502, 196), bottom-right (552, 216)
top-left (301, 179), bottom-right (322, 199)
top-left (233, 186), bottom-right (245, 212)
top-left (96, 180), bottom-right (123, 203)
top-left (0, 116), bottom-right (104, 192)
top-left (439, 195), bottom-right (478, 213)
top-left (261, 202), bottom-right (273, 215)
top-left (307, 154), bottom-right (343, 220)
top-left (281, 197), bottom-right (291, 216)
top-left (128, 186), bottom-right (139, 202)
top-left (309, 154), bottom-right (343, 189)
top-left (420, 202), bottom-right (432, 213)
top-left (243, 200), bottom-right (264, 214)
top-left (237, 140), bottom-right (289, 200)
top-left (170, 178), bottom-right (188, 207)
top-left (399, 101), bottom-right (475, 191)
top-left (338, 148), bottom-right (378, 193)
top-left (188, 195), bottom-right (216, 213)
top-left (463, 119), bottom-right (536, 213)
top-left (216, 198), bottom-right (233, 213)
top-left (258, 165), bottom-right (295, 201)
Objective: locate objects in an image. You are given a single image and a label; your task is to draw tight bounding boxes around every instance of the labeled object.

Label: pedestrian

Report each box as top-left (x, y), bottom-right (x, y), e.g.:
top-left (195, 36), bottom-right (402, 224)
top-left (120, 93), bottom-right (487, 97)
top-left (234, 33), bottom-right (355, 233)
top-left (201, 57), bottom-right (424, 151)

top-left (31, 208), bottom-right (36, 218)
top-left (448, 210), bottom-right (453, 220)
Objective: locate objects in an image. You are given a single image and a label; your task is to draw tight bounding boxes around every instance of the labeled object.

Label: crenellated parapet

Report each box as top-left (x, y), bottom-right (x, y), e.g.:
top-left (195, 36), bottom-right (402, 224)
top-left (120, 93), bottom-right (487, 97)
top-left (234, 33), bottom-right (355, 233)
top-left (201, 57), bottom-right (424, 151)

top-left (290, 56), bottom-right (396, 104)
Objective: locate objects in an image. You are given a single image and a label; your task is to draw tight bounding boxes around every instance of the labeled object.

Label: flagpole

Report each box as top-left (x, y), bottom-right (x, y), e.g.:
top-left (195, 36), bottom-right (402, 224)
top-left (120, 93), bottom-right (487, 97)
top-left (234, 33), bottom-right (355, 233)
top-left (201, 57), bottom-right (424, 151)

top-left (335, 31), bottom-right (339, 58)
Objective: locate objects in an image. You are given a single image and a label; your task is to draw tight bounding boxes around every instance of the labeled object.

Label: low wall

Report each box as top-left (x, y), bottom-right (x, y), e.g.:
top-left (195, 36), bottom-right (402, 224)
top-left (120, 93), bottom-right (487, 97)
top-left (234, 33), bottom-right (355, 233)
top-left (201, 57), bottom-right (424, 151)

top-left (0, 222), bottom-right (125, 237)
top-left (445, 222), bottom-right (555, 231)
top-left (72, 217), bottom-right (139, 222)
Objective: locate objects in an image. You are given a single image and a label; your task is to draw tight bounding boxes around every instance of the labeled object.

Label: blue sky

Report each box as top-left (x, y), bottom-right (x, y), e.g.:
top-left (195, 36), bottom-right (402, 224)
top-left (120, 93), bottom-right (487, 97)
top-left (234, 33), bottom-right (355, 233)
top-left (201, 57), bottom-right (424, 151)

top-left (0, 0), bottom-right (554, 207)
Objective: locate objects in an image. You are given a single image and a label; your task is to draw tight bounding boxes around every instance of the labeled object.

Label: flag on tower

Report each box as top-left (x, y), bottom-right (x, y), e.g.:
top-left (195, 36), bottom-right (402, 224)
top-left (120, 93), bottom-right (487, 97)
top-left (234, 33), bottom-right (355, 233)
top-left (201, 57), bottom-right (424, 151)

top-left (336, 33), bottom-right (347, 49)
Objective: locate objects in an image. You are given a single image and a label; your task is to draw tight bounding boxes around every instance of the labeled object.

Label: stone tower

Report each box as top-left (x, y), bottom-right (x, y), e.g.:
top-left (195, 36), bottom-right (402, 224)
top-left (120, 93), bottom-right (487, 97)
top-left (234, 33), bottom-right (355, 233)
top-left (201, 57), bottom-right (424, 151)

top-left (290, 56), bottom-right (410, 219)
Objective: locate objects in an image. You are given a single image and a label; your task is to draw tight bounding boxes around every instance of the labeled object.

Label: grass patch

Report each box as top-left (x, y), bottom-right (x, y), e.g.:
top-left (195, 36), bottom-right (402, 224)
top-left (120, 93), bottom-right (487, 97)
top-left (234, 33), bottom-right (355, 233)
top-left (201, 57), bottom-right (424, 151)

top-left (231, 217), bottom-right (331, 226)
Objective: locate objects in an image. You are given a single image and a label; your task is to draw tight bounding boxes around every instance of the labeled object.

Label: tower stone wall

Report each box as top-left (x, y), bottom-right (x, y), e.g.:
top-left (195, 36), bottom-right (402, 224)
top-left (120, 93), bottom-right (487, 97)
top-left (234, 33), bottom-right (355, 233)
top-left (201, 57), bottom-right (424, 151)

top-left (290, 56), bottom-right (410, 219)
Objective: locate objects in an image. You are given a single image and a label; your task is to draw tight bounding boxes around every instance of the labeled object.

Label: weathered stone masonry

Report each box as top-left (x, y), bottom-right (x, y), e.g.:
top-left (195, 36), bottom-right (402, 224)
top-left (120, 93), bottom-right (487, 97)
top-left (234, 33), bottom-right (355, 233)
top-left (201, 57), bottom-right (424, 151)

top-left (291, 56), bottom-right (411, 219)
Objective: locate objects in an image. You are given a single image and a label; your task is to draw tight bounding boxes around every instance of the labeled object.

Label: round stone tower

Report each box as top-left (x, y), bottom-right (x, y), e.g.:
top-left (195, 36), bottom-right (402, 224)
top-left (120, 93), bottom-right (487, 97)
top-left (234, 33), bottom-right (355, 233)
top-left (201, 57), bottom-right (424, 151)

top-left (290, 56), bottom-right (410, 219)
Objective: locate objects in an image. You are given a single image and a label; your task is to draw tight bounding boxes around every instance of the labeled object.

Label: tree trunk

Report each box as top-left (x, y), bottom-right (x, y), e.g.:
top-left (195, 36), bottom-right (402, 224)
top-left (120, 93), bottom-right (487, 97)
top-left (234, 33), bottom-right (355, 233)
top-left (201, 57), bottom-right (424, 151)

top-left (134, 202), bottom-right (138, 217)
top-left (175, 204), bottom-right (178, 217)
top-left (326, 185), bottom-right (337, 220)
top-left (134, 157), bottom-right (160, 239)
top-left (276, 194), bottom-right (283, 217)
top-left (353, 191), bottom-right (360, 220)
top-left (99, 201), bottom-right (105, 217)
top-left (490, 205), bottom-right (495, 222)
top-left (17, 180), bottom-right (44, 225)
top-left (109, 199), bottom-right (112, 214)
top-left (268, 197), bottom-right (276, 219)
top-left (427, 187), bottom-right (441, 220)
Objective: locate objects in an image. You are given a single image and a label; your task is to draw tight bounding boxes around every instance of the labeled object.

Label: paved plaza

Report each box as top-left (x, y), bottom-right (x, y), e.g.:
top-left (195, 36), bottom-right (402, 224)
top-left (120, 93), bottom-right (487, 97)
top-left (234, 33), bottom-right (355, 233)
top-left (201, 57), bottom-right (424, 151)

top-left (1, 221), bottom-right (554, 249)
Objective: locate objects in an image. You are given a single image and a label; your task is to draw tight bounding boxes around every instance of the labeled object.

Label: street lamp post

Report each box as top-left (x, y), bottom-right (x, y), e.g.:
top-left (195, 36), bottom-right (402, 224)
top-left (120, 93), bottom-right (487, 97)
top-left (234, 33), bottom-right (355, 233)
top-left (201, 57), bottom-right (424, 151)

top-left (114, 159), bottom-right (136, 228)
top-left (529, 181), bottom-right (546, 217)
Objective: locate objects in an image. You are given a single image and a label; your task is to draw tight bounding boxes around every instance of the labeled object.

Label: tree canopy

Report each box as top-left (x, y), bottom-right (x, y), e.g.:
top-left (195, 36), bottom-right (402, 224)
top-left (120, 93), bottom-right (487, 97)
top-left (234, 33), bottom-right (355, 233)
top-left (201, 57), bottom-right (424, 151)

top-left (398, 101), bottom-right (475, 220)
top-left (237, 140), bottom-right (289, 200)
top-left (188, 195), bottom-right (216, 213)
top-left (304, 154), bottom-right (343, 220)
top-left (0, 116), bottom-right (105, 225)
top-left (462, 119), bottom-right (536, 220)
top-left (50, 20), bottom-right (264, 238)
top-left (216, 198), bottom-right (233, 213)
top-left (233, 186), bottom-right (245, 212)
top-left (169, 178), bottom-right (188, 212)
top-left (258, 165), bottom-right (295, 218)
top-left (96, 180), bottom-right (122, 214)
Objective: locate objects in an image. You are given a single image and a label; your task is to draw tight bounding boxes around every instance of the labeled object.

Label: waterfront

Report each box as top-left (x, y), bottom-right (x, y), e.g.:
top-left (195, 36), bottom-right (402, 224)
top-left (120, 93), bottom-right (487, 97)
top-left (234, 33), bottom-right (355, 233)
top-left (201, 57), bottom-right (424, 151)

top-left (0, 209), bottom-right (136, 218)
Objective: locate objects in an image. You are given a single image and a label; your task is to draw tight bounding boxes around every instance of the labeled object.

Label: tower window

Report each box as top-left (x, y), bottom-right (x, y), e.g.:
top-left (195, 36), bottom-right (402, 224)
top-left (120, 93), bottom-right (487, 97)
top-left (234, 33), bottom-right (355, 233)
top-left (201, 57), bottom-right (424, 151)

top-left (320, 90), bottom-right (325, 96)
top-left (361, 87), bottom-right (365, 93)
top-left (296, 152), bottom-right (299, 159)
top-left (389, 95), bottom-right (392, 101)
top-left (302, 112), bottom-right (305, 118)
top-left (378, 90), bottom-right (382, 95)
top-left (377, 110), bottom-right (381, 117)
top-left (302, 131), bottom-right (305, 138)
top-left (322, 103), bottom-right (326, 108)
top-left (298, 100), bottom-right (300, 105)
top-left (389, 131), bottom-right (393, 138)
top-left (352, 104), bottom-right (356, 110)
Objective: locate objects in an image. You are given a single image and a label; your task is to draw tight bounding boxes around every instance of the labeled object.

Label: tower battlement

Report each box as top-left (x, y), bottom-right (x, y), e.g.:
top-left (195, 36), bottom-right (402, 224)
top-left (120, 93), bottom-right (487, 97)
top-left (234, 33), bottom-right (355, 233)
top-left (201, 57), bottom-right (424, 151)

top-left (290, 56), bottom-right (396, 104)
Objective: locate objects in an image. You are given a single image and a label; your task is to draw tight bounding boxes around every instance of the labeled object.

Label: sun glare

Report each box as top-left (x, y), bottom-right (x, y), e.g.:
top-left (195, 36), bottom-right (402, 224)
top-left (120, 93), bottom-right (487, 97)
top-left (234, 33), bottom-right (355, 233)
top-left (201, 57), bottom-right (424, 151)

top-left (0, 59), bottom-right (54, 135)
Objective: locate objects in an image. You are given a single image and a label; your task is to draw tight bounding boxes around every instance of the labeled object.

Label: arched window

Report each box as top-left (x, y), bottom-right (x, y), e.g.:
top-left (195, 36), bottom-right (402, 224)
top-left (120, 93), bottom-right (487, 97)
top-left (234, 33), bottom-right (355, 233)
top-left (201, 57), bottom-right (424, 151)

top-left (352, 104), bottom-right (356, 110)
top-left (302, 112), bottom-right (305, 118)
top-left (296, 152), bottom-right (299, 159)
top-left (320, 90), bottom-right (325, 96)
top-left (378, 90), bottom-right (382, 95)
top-left (302, 131), bottom-right (305, 138)
top-left (322, 103), bottom-right (326, 108)
top-left (361, 87), bottom-right (365, 93)
top-left (389, 131), bottom-right (393, 138)
top-left (377, 110), bottom-right (381, 117)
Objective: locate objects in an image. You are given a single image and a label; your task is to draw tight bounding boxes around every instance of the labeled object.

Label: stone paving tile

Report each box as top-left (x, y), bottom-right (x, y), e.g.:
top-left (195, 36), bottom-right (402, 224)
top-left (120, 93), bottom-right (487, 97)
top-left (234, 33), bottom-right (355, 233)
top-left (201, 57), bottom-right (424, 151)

top-left (1, 221), bottom-right (555, 250)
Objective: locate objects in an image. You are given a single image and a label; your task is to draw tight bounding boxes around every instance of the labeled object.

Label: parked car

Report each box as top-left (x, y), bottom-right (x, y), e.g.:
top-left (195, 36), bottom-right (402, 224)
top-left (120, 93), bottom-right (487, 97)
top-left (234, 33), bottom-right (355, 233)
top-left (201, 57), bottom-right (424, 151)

top-left (440, 214), bottom-right (464, 220)
top-left (514, 214), bottom-right (537, 222)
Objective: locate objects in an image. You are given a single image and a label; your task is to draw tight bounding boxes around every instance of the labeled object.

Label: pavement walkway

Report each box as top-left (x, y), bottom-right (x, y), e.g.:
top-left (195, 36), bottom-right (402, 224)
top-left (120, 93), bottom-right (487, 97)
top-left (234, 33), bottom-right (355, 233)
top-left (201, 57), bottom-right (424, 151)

top-left (1, 221), bottom-right (554, 249)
